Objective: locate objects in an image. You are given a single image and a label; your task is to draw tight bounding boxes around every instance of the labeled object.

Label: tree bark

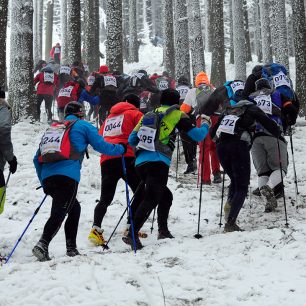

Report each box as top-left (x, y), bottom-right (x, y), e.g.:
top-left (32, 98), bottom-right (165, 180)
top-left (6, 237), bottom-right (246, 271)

top-left (229, 0), bottom-right (234, 64)
top-left (204, 0), bottom-right (213, 52)
top-left (243, 0), bottom-right (252, 62)
top-left (254, 0), bottom-right (262, 62)
top-left (129, 0), bottom-right (139, 62)
top-left (60, 0), bottom-right (68, 64)
top-left (0, 0), bottom-right (8, 88)
top-left (45, 0), bottom-right (54, 61)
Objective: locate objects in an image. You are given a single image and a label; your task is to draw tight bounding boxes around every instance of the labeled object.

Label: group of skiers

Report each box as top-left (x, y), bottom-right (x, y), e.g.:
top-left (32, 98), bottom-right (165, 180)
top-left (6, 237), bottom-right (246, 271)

top-left (0, 57), bottom-right (299, 261)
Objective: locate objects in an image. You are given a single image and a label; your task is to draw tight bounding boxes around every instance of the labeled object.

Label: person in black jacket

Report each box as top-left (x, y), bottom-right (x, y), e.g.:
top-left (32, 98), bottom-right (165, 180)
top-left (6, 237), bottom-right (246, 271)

top-left (211, 99), bottom-right (281, 232)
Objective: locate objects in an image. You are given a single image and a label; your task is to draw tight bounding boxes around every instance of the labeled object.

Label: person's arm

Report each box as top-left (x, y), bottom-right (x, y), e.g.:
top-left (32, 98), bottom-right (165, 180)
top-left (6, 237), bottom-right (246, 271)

top-left (142, 77), bottom-right (160, 94)
top-left (176, 112), bottom-right (210, 142)
top-left (180, 88), bottom-right (196, 114)
top-left (78, 89), bottom-right (100, 105)
top-left (128, 117), bottom-right (143, 147)
top-left (33, 150), bottom-right (43, 185)
top-left (241, 73), bottom-right (259, 98)
top-left (33, 73), bottom-right (40, 85)
top-left (248, 105), bottom-right (280, 137)
top-left (0, 107), bottom-right (14, 163)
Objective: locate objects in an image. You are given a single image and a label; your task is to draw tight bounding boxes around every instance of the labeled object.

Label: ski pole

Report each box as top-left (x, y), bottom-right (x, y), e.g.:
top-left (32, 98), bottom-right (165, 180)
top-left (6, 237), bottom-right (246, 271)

top-left (150, 208), bottom-right (156, 234)
top-left (277, 138), bottom-right (289, 227)
top-left (5, 194), bottom-right (48, 264)
top-left (194, 140), bottom-right (205, 239)
top-left (0, 172), bottom-right (11, 208)
top-left (218, 171), bottom-right (226, 228)
top-left (289, 127), bottom-right (299, 206)
top-left (176, 134), bottom-right (180, 182)
top-left (102, 181), bottom-right (143, 250)
top-left (121, 156), bottom-right (137, 253)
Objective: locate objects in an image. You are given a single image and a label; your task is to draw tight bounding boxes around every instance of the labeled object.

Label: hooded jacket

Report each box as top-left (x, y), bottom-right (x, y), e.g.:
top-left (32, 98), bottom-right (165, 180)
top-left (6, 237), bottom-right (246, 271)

top-left (99, 102), bottom-right (143, 164)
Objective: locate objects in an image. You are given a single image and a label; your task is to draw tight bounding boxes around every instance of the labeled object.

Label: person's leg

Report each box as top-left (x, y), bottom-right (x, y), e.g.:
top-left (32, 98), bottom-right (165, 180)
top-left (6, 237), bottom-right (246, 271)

top-left (36, 95), bottom-right (44, 121)
top-left (200, 137), bottom-right (212, 184)
top-left (0, 170), bottom-right (5, 215)
top-left (44, 95), bottom-right (53, 122)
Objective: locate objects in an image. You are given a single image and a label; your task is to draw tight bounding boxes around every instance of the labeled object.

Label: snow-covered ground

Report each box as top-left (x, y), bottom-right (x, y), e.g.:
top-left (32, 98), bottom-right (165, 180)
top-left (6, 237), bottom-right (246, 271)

top-left (1, 43), bottom-right (306, 305)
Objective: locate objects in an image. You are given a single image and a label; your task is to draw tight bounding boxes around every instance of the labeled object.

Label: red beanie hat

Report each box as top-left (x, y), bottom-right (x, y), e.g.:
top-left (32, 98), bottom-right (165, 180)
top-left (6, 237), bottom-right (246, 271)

top-left (99, 65), bottom-right (109, 73)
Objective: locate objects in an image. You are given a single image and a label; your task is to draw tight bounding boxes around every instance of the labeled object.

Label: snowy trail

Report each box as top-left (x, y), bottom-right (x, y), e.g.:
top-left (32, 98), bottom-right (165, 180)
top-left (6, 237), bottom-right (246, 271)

top-left (1, 118), bottom-right (306, 306)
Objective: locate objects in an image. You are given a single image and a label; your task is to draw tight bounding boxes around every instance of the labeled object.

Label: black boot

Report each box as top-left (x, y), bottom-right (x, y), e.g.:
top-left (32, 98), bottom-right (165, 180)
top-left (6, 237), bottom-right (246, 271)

top-left (157, 228), bottom-right (174, 239)
top-left (66, 248), bottom-right (80, 257)
top-left (213, 171), bottom-right (222, 183)
top-left (184, 161), bottom-right (196, 174)
top-left (122, 231), bottom-right (143, 250)
top-left (224, 219), bottom-right (244, 233)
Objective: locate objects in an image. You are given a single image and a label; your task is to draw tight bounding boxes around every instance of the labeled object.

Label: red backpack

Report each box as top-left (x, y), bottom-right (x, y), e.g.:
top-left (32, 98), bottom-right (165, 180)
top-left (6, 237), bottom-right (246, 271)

top-left (38, 120), bottom-right (81, 163)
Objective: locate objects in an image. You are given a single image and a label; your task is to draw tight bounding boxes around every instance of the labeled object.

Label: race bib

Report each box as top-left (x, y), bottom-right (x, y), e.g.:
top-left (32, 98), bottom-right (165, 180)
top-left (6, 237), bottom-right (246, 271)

top-left (217, 115), bottom-right (239, 135)
top-left (54, 47), bottom-right (60, 54)
top-left (158, 80), bottom-right (169, 90)
top-left (254, 95), bottom-right (272, 115)
top-left (87, 76), bottom-right (95, 86)
top-left (104, 75), bottom-right (117, 87)
top-left (176, 85), bottom-right (190, 100)
top-left (230, 81), bottom-right (244, 94)
top-left (103, 115), bottom-right (124, 137)
top-left (273, 71), bottom-right (291, 88)
top-left (60, 66), bottom-right (71, 75)
top-left (40, 126), bottom-right (65, 155)
top-left (83, 64), bottom-right (89, 72)
top-left (137, 126), bottom-right (156, 151)
top-left (58, 86), bottom-right (74, 98)
top-left (44, 72), bottom-right (54, 83)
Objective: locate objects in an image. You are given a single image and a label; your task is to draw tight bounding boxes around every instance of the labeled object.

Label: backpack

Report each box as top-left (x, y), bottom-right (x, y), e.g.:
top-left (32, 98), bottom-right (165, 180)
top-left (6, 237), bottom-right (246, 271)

top-left (194, 84), bottom-right (214, 116)
top-left (43, 72), bottom-right (55, 85)
top-left (137, 105), bottom-right (179, 158)
top-left (38, 120), bottom-right (81, 163)
top-left (261, 63), bottom-right (294, 100)
top-left (129, 73), bottom-right (144, 88)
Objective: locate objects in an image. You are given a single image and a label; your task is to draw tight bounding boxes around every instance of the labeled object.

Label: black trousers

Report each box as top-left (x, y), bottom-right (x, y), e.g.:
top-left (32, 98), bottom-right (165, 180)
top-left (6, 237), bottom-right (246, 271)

top-left (93, 157), bottom-right (144, 228)
top-left (0, 170), bottom-right (4, 188)
top-left (217, 140), bottom-right (250, 222)
top-left (180, 131), bottom-right (197, 165)
top-left (36, 94), bottom-right (53, 121)
top-left (41, 175), bottom-right (80, 249)
top-left (130, 162), bottom-right (173, 235)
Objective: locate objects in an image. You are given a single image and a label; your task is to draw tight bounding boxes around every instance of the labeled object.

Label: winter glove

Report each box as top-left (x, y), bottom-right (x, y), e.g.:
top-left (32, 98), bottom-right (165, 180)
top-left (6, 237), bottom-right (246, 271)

top-left (283, 103), bottom-right (298, 126)
top-left (168, 138), bottom-right (175, 151)
top-left (8, 156), bottom-right (17, 174)
top-left (119, 143), bottom-right (128, 155)
top-left (200, 114), bottom-right (212, 128)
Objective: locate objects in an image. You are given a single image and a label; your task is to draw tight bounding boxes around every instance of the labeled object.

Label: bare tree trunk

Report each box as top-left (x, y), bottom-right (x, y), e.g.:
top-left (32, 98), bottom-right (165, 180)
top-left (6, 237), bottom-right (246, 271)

top-left (0, 0), bottom-right (8, 88)
top-left (163, 0), bottom-right (175, 77)
top-left (233, 0), bottom-right (246, 80)
top-left (84, 0), bottom-right (100, 72)
top-left (259, 0), bottom-right (273, 63)
top-left (187, 0), bottom-right (205, 77)
top-left (67, 0), bottom-right (81, 64)
top-left (106, 0), bottom-right (123, 73)
top-left (9, 0), bottom-right (35, 121)
top-left (292, 0), bottom-right (306, 115)
top-left (146, 0), bottom-right (153, 38)
top-left (61, 0), bottom-right (68, 64)
top-left (174, 0), bottom-right (190, 80)
top-left (204, 0), bottom-right (213, 52)
top-left (45, 0), bottom-right (54, 61)
top-left (254, 0), bottom-right (262, 62)
top-left (211, 0), bottom-right (226, 87)
top-left (129, 0), bottom-right (139, 62)
top-left (243, 0), bottom-right (252, 62)
top-left (229, 0), bottom-right (234, 64)
top-left (122, 0), bottom-right (129, 61)
top-left (287, 12), bottom-right (295, 57)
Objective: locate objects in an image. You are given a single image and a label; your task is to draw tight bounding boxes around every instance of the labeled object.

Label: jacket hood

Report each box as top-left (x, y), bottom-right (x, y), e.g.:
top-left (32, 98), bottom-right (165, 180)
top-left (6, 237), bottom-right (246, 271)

top-left (110, 102), bottom-right (138, 115)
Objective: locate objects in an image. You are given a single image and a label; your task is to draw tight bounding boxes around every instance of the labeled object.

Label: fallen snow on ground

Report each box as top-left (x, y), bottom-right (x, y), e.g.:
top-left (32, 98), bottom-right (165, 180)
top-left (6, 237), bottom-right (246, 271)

top-left (0, 117), bottom-right (306, 306)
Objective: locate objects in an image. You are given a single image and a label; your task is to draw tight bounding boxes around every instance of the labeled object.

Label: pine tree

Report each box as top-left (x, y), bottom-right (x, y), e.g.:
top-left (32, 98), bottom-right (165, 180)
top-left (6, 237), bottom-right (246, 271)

top-left (146, 0), bottom-right (153, 38)
top-left (259, 0), bottom-right (272, 63)
top-left (9, 0), bottom-right (35, 121)
top-left (233, 0), bottom-right (246, 80)
top-left (243, 0), bottom-right (252, 62)
top-left (254, 0), bottom-right (262, 62)
top-left (67, 0), bottom-right (81, 64)
top-left (229, 0), bottom-right (234, 64)
top-left (45, 0), bottom-right (54, 61)
top-left (129, 0), bottom-right (139, 62)
top-left (292, 0), bottom-right (306, 115)
top-left (163, 0), bottom-right (175, 77)
top-left (106, 0), bottom-right (123, 73)
top-left (210, 0), bottom-right (226, 87)
top-left (174, 0), bottom-right (190, 80)
top-left (187, 0), bottom-right (205, 76)
top-left (0, 0), bottom-right (8, 88)
top-left (204, 0), bottom-right (213, 52)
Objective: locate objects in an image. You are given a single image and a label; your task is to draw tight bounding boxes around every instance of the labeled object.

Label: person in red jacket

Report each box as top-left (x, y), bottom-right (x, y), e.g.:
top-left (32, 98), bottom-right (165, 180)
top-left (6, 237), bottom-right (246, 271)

top-left (33, 66), bottom-right (59, 122)
top-left (56, 79), bottom-right (86, 121)
top-left (50, 43), bottom-right (61, 64)
top-left (88, 94), bottom-right (145, 246)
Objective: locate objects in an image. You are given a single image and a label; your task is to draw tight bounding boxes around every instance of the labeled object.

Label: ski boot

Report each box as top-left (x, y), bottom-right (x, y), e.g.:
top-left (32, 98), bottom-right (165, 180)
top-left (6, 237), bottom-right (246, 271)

top-left (157, 229), bottom-right (174, 240)
top-left (224, 219), bottom-right (244, 233)
top-left (66, 248), bottom-right (80, 257)
top-left (213, 171), bottom-right (222, 184)
top-left (124, 228), bottom-right (148, 238)
top-left (122, 233), bottom-right (143, 250)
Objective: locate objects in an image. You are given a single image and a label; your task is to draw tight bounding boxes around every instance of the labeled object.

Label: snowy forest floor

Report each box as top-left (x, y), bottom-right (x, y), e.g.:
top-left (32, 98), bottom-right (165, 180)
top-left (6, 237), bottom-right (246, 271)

top-left (1, 117), bottom-right (306, 306)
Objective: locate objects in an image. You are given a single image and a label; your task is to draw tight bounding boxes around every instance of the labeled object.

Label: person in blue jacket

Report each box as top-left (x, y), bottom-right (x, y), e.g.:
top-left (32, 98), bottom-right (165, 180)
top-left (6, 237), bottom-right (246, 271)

top-left (123, 89), bottom-right (211, 250)
top-left (32, 101), bottom-right (126, 261)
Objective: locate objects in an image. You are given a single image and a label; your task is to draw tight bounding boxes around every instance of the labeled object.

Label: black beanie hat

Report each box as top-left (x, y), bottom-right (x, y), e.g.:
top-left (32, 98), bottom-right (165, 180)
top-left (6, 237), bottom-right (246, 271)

top-left (255, 78), bottom-right (271, 91)
top-left (124, 93), bottom-right (140, 108)
top-left (160, 89), bottom-right (180, 106)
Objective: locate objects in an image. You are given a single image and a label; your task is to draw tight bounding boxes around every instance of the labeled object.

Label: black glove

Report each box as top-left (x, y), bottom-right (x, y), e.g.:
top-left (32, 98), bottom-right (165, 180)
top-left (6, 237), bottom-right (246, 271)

top-left (283, 104), bottom-right (298, 126)
top-left (119, 143), bottom-right (127, 154)
top-left (8, 156), bottom-right (17, 174)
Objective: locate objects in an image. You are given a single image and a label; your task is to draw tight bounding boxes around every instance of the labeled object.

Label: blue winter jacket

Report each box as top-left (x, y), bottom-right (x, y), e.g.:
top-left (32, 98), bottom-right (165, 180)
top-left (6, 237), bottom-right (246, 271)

top-left (33, 115), bottom-right (124, 184)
